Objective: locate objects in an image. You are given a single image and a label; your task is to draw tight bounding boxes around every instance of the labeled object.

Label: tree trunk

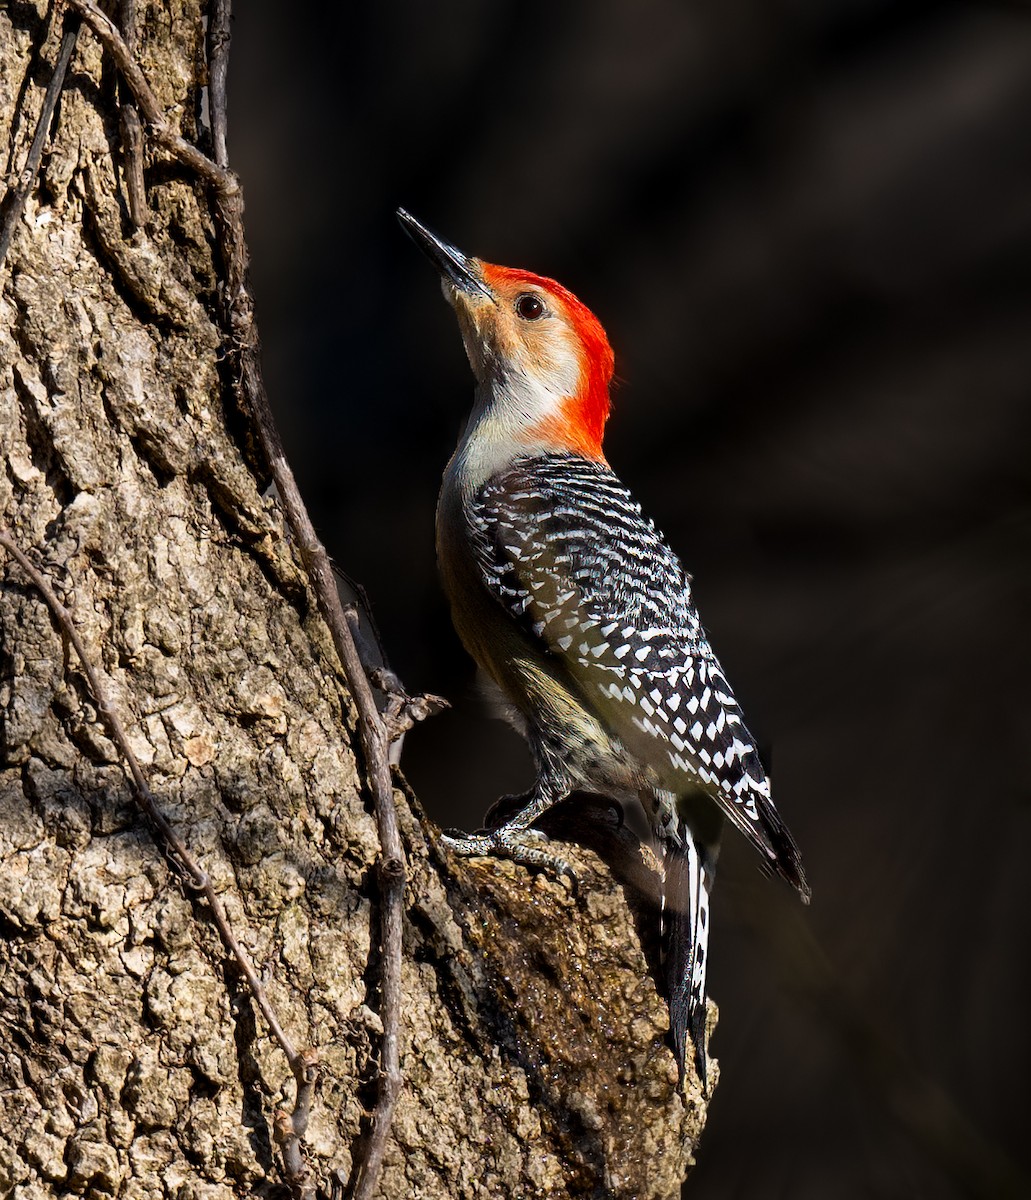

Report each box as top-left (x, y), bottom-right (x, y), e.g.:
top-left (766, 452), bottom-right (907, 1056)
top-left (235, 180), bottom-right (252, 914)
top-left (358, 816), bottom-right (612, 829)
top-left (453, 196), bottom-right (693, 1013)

top-left (0, 5), bottom-right (703, 1196)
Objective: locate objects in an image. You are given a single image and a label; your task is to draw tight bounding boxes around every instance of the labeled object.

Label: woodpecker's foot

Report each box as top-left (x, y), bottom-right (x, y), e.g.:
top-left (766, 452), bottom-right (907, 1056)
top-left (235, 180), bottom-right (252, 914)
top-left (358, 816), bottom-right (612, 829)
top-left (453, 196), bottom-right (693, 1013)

top-left (440, 827), bottom-right (577, 891)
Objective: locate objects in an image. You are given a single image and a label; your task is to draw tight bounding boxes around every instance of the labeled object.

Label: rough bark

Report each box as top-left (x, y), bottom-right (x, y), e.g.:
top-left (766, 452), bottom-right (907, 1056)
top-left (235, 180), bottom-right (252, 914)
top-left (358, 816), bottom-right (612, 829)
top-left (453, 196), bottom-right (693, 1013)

top-left (0, 5), bottom-right (703, 1197)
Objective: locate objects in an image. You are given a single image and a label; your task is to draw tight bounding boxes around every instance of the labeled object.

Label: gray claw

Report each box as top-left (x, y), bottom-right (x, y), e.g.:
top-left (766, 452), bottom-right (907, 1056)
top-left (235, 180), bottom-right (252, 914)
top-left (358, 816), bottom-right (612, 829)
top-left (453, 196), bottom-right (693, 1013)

top-left (441, 826), bottom-right (578, 891)
top-left (440, 831), bottom-right (495, 857)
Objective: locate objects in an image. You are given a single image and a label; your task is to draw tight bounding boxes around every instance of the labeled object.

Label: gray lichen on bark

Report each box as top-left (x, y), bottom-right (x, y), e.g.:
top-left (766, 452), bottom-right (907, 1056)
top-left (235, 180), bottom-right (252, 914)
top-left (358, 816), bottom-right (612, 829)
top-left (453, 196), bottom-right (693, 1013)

top-left (0, 4), bottom-right (703, 1196)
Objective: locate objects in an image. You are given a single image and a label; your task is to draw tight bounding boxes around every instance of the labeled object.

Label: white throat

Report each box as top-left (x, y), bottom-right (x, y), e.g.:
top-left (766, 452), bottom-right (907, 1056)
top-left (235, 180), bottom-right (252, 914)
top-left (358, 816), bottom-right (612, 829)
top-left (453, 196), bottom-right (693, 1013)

top-left (445, 361), bottom-right (573, 497)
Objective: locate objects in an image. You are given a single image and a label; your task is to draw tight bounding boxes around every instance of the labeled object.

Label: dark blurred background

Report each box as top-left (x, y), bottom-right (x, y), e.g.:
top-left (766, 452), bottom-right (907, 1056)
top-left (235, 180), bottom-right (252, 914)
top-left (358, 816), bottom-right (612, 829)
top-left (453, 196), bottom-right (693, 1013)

top-left (229, 2), bottom-right (1031, 1195)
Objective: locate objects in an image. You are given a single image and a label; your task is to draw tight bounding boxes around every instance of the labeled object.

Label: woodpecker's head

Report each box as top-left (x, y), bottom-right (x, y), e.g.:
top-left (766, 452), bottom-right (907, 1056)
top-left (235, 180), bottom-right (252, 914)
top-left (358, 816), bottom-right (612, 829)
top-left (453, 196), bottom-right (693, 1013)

top-left (398, 209), bottom-right (614, 461)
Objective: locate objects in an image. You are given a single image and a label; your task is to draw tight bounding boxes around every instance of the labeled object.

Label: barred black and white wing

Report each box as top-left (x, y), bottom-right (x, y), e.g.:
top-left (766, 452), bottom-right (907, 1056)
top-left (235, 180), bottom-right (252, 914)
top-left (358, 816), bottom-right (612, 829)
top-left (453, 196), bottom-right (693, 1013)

top-left (467, 453), bottom-right (808, 898)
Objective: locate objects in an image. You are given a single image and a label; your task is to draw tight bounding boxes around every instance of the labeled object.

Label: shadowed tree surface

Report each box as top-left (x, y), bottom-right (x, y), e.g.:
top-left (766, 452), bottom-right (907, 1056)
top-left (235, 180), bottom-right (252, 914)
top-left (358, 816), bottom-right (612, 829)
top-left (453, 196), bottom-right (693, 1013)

top-left (229, 1), bottom-right (1031, 1196)
top-left (0, 4), bottom-right (705, 1197)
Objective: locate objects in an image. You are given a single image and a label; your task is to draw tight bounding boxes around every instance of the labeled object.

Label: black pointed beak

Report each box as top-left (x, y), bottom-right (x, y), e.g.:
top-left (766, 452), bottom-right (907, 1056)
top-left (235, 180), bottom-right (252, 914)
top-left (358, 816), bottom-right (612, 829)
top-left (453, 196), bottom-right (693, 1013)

top-left (396, 208), bottom-right (495, 301)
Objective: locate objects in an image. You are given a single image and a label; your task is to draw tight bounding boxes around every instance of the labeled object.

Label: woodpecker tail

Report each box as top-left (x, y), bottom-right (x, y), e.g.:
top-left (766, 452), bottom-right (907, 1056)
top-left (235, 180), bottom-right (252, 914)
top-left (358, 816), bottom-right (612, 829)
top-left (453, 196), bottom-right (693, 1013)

top-left (652, 795), bottom-right (718, 1092)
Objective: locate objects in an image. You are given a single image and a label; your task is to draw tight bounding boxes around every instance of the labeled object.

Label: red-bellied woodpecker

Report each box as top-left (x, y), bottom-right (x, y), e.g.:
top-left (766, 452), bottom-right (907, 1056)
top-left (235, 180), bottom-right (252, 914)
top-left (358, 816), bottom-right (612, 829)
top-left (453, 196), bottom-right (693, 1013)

top-left (398, 208), bottom-right (810, 1089)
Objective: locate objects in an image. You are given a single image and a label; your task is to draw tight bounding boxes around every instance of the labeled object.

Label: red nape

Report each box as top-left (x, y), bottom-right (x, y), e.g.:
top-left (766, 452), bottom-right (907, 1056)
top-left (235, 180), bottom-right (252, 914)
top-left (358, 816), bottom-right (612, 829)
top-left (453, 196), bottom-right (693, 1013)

top-left (481, 263), bottom-right (615, 458)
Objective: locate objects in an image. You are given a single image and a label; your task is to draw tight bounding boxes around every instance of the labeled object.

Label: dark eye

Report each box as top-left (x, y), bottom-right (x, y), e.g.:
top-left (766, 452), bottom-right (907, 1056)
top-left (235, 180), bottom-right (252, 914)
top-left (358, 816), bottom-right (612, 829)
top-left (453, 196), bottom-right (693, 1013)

top-left (515, 293), bottom-right (546, 321)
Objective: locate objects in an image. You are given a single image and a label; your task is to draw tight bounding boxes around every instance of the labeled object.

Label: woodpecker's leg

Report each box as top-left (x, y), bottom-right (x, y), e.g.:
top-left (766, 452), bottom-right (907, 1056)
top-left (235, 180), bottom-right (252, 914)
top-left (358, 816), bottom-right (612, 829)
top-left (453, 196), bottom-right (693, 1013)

top-left (440, 752), bottom-right (576, 882)
top-left (482, 789), bottom-right (534, 830)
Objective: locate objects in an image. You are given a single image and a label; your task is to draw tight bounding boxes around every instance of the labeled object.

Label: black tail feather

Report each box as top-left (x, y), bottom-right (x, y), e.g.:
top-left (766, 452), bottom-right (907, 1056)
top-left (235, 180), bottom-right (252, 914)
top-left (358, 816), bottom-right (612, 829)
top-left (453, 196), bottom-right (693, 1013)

top-left (662, 826), bottom-right (716, 1091)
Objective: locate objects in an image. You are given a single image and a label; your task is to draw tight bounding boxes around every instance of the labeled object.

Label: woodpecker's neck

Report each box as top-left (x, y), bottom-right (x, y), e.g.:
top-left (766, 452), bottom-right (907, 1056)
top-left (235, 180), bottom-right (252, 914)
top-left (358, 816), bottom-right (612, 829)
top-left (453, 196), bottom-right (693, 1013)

top-left (445, 368), bottom-right (609, 498)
